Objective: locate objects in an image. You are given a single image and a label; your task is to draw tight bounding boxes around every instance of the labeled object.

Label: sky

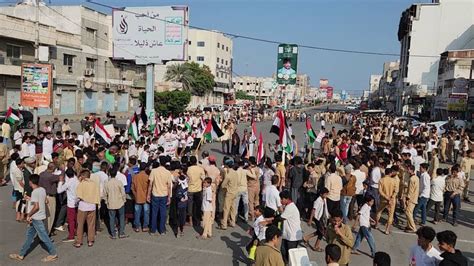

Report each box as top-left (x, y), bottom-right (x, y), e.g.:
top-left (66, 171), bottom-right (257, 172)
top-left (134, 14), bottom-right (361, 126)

top-left (8, 0), bottom-right (422, 96)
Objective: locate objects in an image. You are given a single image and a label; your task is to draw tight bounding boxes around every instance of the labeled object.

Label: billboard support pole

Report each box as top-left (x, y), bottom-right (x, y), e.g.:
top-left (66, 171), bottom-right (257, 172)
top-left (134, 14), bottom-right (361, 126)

top-left (33, 0), bottom-right (40, 134)
top-left (145, 64), bottom-right (155, 121)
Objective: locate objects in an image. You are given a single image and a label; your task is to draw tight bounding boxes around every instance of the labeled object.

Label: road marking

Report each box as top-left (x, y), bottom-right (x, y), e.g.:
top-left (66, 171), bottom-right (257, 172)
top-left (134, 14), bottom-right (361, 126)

top-left (126, 237), bottom-right (232, 257)
top-left (391, 230), bottom-right (474, 244)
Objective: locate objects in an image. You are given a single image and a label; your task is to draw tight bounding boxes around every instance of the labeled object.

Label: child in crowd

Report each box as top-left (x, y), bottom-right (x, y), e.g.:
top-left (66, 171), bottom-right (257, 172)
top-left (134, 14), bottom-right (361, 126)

top-left (303, 187), bottom-right (330, 252)
top-left (198, 177), bottom-right (213, 239)
top-left (175, 172), bottom-right (188, 238)
top-left (436, 230), bottom-right (468, 266)
top-left (352, 195), bottom-right (377, 258)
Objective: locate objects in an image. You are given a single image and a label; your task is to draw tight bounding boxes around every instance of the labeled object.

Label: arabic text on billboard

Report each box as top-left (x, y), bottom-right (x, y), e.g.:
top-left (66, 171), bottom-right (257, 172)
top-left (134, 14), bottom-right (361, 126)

top-left (21, 63), bottom-right (52, 108)
top-left (276, 44), bottom-right (298, 85)
top-left (112, 6), bottom-right (188, 64)
top-left (447, 93), bottom-right (468, 112)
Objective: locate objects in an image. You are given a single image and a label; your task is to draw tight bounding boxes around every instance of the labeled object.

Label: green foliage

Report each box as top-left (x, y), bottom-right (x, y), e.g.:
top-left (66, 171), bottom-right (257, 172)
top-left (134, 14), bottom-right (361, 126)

top-left (164, 62), bottom-right (215, 96)
top-left (139, 90), bottom-right (191, 116)
top-left (235, 90), bottom-right (254, 100)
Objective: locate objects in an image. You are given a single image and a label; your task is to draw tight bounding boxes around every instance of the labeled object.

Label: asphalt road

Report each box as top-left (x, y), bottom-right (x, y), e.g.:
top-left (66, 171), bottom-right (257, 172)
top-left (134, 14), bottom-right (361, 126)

top-left (1, 105), bottom-right (473, 266)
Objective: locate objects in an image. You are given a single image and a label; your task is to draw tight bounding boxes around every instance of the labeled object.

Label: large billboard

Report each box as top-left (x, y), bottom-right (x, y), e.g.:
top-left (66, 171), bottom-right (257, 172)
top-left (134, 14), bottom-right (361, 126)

top-left (21, 63), bottom-right (52, 108)
top-left (319, 79), bottom-right (329, 88)
top-left (276, 44), bottom-right (298, 85)
top-left (326, 86), bottom-right (334, 99)
top-left (112, 6), bottom-right (188, 64)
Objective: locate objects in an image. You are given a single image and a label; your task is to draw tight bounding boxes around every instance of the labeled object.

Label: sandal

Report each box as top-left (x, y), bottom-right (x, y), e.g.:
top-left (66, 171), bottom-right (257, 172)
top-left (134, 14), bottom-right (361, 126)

top-left (88, 242), bottom-right (94, 247)
top-left (41, 255), bottom-right (58, 262)
top-left (9, 254), bottom-right (24, 261)
top-left (73, 243), bottom-right (82, 248)
top-left (134, 228), bottom-right (140, 233)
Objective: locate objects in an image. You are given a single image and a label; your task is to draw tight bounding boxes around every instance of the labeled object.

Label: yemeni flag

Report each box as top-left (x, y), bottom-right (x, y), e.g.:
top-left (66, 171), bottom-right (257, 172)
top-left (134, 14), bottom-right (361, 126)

top-left (128, 114), bottom-right (139, 141)
top-left (94, 119), bottom-right (112, 144)
top-left (257, 132), bottom-right (264, 164)
top-left (306, 118), bottom-right (317, 144)
top-left (5, 107), bottom-right (20, 125)
top-left (203, 118), bottom-right (224, 141)
top-left (270, 110), bottom-right (293, 154)
top-left (250, 117), bottom-right (257, 143)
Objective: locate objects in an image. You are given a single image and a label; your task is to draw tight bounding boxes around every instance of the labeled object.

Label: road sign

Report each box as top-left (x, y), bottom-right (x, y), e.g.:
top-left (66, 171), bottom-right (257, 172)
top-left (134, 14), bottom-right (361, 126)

top-left (276, 44), bottom-right (298, 85)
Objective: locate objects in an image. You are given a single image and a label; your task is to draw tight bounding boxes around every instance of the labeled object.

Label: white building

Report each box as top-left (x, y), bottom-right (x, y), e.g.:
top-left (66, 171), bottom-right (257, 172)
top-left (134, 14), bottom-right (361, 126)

top-left (369, 75), bottom-right (382, 93)
top-left (232, 76), bottom-right (276, 104)
top-left (396, 0), bottom-right (474, 114)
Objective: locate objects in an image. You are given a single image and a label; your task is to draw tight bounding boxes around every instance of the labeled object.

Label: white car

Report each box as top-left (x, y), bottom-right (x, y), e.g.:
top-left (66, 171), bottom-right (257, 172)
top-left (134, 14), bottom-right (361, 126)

top-left (427, 120), bottom-right (466, 135)
top-left (394, 117), bottom-right (421, 127)
top-left (346, 105), bottom-right (358, 110)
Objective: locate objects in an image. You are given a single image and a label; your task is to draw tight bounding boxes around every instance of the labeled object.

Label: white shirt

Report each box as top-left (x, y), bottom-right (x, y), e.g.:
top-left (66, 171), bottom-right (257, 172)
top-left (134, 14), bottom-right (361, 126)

top-left (116, 171), bottom-right (128, 187)
top-left (29, 187), bottom-right (47, 220)
top-left (128, 145), bottom-right (138, 158)
top-left (140, 151), bottom-right (149, 163)
top-left (413, 156), bottom-right (425, 173)
top-left (353, 169), bottom-right (366, 195)
top-left (281, 202), bottom-right (302, 241)
top-left (409, 245), bottom-right (443, 266)
top-left (312, 196), bottom-right (329, 221)
top-left (430, 176), bottom-right (446, 202)
top-left (420, 172), bottom-right (431, 198)
top-left (370, 167), bottom-right (382, 189)
top-left (202, 186), bottom-right (213, 212)
top-left (57, 176), bottom-right (79, 208)
top-left (359, 203), bottom-right (371, 227)
top-left (253, 215), bottom-right (266, 241)
top-left (14, 131), bottom-right (23, 145)
top-left (20, 142), bottom-right (32, 158)
top-left (264, 185), bottom-right (281, 211)
top-left (10, 162), bottom-right (23, 192)
top-left (42, 138), bottom-right (54, 159)
top-left (93, 171), bottom-right (109, 198)
top-left (83, 131), bottom-right (91, 147)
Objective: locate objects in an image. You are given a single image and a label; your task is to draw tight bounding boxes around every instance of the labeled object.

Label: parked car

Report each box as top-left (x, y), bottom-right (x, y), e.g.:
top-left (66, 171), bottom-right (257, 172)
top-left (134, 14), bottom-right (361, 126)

top-left (393, 116), bottom-right (421, 127)
top-left (427, 120), bottom-right (466, 136)
top-left (0, 109), bottom-right (34, 129)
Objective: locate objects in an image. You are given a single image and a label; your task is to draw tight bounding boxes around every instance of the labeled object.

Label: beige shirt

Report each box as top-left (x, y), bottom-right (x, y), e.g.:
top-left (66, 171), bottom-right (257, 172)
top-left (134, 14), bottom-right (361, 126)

top-left (104, 178), bottom-right (126, 210)
top-left (379, 176), bottom-right (398, 201)
top-left (325, 173), bottom-right (343, 201)
top-left (221, 168), bottom-right (239, 195)
top-left (1, 122), bottom-right (11, 138)
top-left (187, 165), bottom-right (205, 193)
top-left (236, 167), bottom-right (247, 192)
top-left (148, 166), bottom-right (172, 197)
top-left (406, 175), bottom-right (419, 204)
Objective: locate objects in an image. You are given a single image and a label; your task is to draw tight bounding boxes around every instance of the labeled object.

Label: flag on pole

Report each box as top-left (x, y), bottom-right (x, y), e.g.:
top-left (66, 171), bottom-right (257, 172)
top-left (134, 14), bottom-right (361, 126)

top-left (270, 110), bottom-right (293, 154)
top-left (250, 117), bottom-right (257, 143)
top-left (306, 118), bottom-right (317, 144)
top-left (154, 119), bottom-right (160, 137)
top-left (5, 107), bottom-right (20, 125)
top-left (203, 118), bottom-right (224, 141)
top-left (257, 132), bottom-right (264, 164)
top-left (135, 105), bottom-right (148, 126)
top-left (128, 114), bottom-right (139, 141)
top-left (94, 119), bottom-right (112, 144)
top-left (184, 117), bottom-right (192, 133)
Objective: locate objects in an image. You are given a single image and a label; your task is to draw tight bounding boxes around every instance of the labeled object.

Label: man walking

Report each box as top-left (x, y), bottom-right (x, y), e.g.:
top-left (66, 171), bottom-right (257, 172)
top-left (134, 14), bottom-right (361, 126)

top-left (9, 174), bottom-right (58, 262)
top-left (219, 158), bottom-right (239, 229)
top-left (404, 165), bottom-right (419, 233)
top-left (279, 190), bottom-right (302, 264)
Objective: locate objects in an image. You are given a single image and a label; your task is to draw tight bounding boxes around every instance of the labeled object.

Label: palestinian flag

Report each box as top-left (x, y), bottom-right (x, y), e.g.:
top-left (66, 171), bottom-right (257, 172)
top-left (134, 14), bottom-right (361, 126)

top-left (306, 118), bottom-right (317, 144)
top-left (135, 105), bottom-right (148, 126)
top-left (184, 117), bottom-right (192, 133)
top-left (128, 114), bottom-right (139, 141)
top-left (94, 119), bottom-right (112, 144)
top-left (5, 107), bottom-right (20, 125)
top-left (257, 132), bottom-right (264, 164)
top-left (203, 118), bottom-right (224, 141)
top-left (270, 110), bottom-right (292, 154)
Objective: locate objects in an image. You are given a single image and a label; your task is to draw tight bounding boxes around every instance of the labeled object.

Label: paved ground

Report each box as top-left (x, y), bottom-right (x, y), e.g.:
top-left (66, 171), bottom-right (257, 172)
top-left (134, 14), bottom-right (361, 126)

top-left (1, 106), bottom-right (474, 265)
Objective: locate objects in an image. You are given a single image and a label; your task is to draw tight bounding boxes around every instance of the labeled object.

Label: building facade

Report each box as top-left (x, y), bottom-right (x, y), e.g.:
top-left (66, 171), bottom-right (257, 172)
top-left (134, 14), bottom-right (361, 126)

top-left (396, 0), bottom-right (474, 115)
top-left (0, 4), bottom-right (146, 116)
top-left (232, 76), bottom-right (276, 104)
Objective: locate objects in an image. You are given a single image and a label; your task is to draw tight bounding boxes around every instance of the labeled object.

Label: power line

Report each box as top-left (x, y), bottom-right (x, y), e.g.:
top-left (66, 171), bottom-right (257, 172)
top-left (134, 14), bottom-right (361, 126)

top-left (86, 0), bottom-right (439, 59)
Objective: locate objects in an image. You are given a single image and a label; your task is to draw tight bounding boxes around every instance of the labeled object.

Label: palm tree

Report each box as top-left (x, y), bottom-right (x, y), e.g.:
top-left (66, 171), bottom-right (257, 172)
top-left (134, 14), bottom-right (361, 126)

top-left (164, 63), bottom-right (195, 92)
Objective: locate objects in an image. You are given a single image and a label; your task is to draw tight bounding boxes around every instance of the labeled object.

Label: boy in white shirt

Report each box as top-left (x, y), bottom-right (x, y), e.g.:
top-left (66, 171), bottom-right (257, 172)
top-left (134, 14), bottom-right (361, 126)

top-left (352, 195), bottom-right (376, 257)
top-left (408, 226), bottom-right (443, 266)
top-left (304, 187), bottom-right (329, 252)
top-left (57, 169), bottom-right (79, 242)
top-left (426, 168), bottom-right (446, 224)
top-left (198, 177), bottom-right (213, 239)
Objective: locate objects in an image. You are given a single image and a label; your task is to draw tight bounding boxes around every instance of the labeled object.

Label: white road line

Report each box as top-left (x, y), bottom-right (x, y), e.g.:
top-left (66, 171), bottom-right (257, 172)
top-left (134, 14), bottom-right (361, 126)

top-left (391, 230), bottom-right (474, 244)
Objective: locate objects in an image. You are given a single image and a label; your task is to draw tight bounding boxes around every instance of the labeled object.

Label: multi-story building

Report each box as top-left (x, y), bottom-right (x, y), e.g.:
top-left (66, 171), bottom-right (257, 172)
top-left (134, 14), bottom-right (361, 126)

top-left (187, 28), bottom-right (233, 105)
top-left (0, 4), bottom-right (146, 116)
top-left (378, 61), bottom-right (399, 111)
top-left (232, 76), bottom-right (276, 104)
top-left (434, 49), bottom-right (473, 120)
top-left (369, 75), bottom-right (382, 94)
top-left (396, 0), bottom-right (474, 115)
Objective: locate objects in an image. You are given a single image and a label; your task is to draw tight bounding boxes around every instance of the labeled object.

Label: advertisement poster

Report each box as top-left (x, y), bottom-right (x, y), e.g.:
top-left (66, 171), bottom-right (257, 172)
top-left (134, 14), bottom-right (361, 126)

top-left (21, 63), bottom-right (52, 108)
top-left (447, 93), bottom-right (468, 112)
top-left (276, 44), bottom-right (298, 85)
top-left (326, 86), bottom-right (334, 99)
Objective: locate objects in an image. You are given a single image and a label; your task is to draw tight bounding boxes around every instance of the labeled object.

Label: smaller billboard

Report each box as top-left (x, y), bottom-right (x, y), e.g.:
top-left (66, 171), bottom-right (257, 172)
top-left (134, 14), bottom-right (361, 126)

top-left (276, 44), bottom-right (298, 85)
top-left (319, 79), bottom-right (329, 88)
top-left (447, 93), bottom-right (468, 111)
top-left (326, 86), bottom-right (334, 99)
top-left (21, 63), bottom-right (52, 108)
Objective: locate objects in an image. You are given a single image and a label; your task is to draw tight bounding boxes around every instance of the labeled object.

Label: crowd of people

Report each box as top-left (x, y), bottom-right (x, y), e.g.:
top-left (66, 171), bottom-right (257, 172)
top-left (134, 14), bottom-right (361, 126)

top-left (0, 106), bottom-right (472, 265)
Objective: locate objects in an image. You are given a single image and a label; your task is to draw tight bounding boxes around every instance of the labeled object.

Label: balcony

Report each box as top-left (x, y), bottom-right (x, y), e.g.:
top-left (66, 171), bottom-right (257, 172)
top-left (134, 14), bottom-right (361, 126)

top-left (0, 56), bottom-right (22, 76)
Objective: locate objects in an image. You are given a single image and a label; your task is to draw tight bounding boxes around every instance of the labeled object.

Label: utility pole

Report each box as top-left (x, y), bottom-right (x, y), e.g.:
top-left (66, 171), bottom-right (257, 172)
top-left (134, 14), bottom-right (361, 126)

top-left (33, 0), bottom-right (40, 134)
top-left (145, 63), bottom-right (155, 124)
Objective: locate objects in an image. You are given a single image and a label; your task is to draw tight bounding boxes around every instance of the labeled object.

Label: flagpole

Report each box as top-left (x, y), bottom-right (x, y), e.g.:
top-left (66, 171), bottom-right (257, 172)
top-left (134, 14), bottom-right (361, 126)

top-left (195, 137), bottom-right (204, 157)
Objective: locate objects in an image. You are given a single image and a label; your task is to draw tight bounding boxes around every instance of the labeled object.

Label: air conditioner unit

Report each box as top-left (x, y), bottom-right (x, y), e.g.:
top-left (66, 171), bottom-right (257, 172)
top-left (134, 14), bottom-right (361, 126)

top-left (56, 87), bottom-right (62, 95)
top-left (84, 68), bottom-right (95, 76)
top-left (118, 84), bottom-right (126, 91)
top-left (68, 66), bottom-right (73, 73)
top-left (105, 82), bottom-right (111, 89)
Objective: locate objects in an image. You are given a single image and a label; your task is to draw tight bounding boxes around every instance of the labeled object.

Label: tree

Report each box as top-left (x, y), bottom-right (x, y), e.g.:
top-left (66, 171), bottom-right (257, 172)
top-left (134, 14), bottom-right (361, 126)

top-left (139, 90), bottom-right (191, 116)
top-left (235, 90), bottom-right (254, 100)
top-left (164, 62), bottom-right (215, 96)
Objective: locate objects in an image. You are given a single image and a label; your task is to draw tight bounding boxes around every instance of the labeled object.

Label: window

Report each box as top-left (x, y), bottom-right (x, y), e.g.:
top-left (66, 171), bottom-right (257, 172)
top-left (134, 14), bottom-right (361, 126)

top-left (188, 40), bottom-right (192, 45)
top-left (196, 56), bottom-right (205, 61)
top-left (85, 27), bottom-right (97, 41)
top-left (217, 42), bottom-right (220, 48)
top-left (197, 41), bottom-right (205, 47)
top-left (226, 47), bottom-right (229, 52)
top-left (221, 59), bottom-right (224, 64)
top-left (86, 58), bottom-right (96, 70)
top-left (6, 44), bottom-right (21, 59)
top-left (63, 54), bottom-right (74, 66)
top-left (188, 56), bottom-right (191, 60)
top-left (217, 57), bottom-right (220, 63)
top-left (222, 45), bottom-right (225, 50)
top-left (225, 60), bottom-right (228, 66)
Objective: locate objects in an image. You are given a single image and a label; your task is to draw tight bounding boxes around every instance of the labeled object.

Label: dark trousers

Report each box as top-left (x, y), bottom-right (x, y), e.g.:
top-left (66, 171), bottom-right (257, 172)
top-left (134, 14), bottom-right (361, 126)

top-left (151, 196), bottom-right (167, 234)
top-left (221, 140), bottom-right (230, 154)
top-left (327, 198), bottom-right (340, 212)
top-left (443, 192), bottom-right (460, 224)
top-left (426, 199), bottom-right (441, 222)
top-left (281, 239), bottom-right (300, 263)
top-left (54, 193), bottom-right (67, 228)
top-left (187, 191), bottom-right (202, 226)
top-left (177, 207), bottom-right (186, 232)
top-left (66, 207), bottom-right (77, 240)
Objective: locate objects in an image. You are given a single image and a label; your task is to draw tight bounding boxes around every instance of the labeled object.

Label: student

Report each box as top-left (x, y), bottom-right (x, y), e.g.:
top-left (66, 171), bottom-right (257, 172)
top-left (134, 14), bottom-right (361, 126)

top-left (373, 251), bottom-right (391, 266)
top-left (104, 168), bottom-right (128, 239)
top-left (75, 170), bottom-right (100, 248)
top-left (175, 171), bottom-right (188, 238)
top-left (404, 164), bottom-right (419, 233)
top-left (279, 190), bottom-right (303, 264)
top-left (9, 174), bottom-right (58, 262)
top-left (352, 196), bottom-right (377, 258)
top-left (327, 209), bottom-right (354, 266)
top-left (414, 163), bottom-right (431, 225)
top-left (57, 168), bottom-right (79, 242)
top-left (408, 226), bottom-right (442, 266)
top-left (426, 168), bottom-right (446, 224)
top-left (247, 206), bottom-right (270, 261)
top-left (325, 244), bottom-right (342, 266)
top-left (255, 225), bottom-right (284, 266)
top-left (198, 177), bottom-right (213, 239)
top-left (303, 187), bottom-right (330, 252)
top-left (443, 166), bottom-right (463, 226)
top-left (436, 230), bottom-right (468, 266)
